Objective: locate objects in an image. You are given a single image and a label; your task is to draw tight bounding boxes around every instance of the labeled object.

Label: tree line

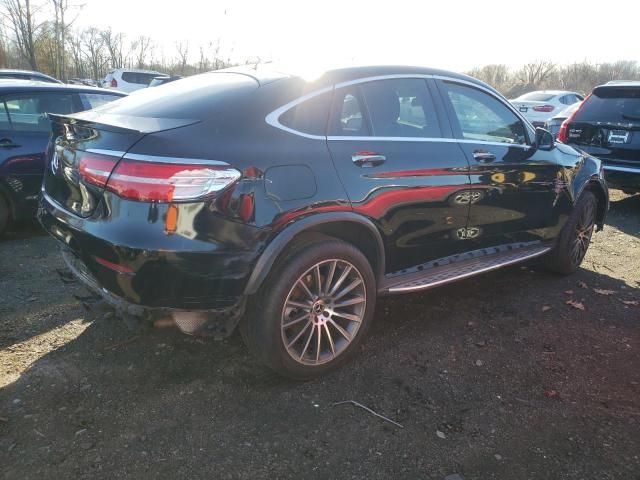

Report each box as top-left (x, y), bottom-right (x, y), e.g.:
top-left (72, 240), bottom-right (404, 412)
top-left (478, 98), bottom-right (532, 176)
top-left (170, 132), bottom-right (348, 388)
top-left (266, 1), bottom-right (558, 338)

top-left (0, 0), bottom-right (242, 81)
top-left (467, 60), bottom-right (640, 98)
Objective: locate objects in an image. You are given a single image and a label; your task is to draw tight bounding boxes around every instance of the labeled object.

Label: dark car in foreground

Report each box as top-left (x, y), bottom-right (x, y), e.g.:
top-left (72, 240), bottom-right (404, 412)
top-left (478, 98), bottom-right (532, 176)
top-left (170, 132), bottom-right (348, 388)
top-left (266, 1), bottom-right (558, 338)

top-left (558, 81), bottom-right (640, 194)
top-left (0, 69), bottom-right (62, 84)
top-left (0, 81), bottom-right (125, 233)
top-left (38, 66), bottom-right (608, 378)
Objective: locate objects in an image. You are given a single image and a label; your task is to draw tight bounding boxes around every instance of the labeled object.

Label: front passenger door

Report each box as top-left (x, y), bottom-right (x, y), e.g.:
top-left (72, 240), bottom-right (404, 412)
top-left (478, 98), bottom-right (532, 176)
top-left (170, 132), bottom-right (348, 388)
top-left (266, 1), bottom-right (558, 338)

top-left (437, 80), bottom-right (566, 249)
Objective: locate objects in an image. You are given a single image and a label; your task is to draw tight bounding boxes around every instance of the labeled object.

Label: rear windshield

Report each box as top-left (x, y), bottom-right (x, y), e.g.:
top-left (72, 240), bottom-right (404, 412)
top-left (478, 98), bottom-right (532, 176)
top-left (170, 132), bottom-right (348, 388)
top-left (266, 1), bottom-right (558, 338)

top-left (518, 92), bottom-right (556, 102)
top-left (121, 71), bottom-right (159, 85)
top-left (88, 72), bottom-right (259, 120)
top-left (574, 88), bottom-right (640, 123)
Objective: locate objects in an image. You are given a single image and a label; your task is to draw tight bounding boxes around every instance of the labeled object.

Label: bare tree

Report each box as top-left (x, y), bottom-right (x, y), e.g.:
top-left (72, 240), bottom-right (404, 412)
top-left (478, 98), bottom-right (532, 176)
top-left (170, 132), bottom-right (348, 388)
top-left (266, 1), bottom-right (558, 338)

top-left (51, 0), bottom-right (82, 79)
top-left (66, 28), bottom-right (83, 77)
top-left (131, 35), bottom-right (151, 69)
top-left (81, 26), bottom-right (105, 80)
top-left (0, 0), bottom-right (43, 69)
top-left (175, 40), bottom-right (188, 74)
top-left (468, 64), bottom-right (512, 93)
top-left (517, 60), bottom-right (557, 88)
top-left (101, 27), bottom-right (124, 68)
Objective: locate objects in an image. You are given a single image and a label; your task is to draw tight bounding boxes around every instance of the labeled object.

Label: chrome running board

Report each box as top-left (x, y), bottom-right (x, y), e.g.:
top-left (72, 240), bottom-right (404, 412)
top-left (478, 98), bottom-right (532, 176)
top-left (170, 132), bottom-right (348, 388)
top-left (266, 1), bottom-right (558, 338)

top-left (382, 243), bottom-right (551, 294)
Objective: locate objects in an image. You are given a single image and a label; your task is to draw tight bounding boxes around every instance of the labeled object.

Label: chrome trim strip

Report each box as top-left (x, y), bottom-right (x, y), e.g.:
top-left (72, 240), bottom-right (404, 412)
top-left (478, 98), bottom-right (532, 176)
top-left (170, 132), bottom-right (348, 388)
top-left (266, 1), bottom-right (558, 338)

top-left (326, 135), bottom-right (530, 149)
top-left (86, 148), bottom-right (127, 158)
top-left (264, 72), bottom-right (535, 142)
top-left (87, 148), bottom-right (229, 166)
top-left (264, 85), bottom-right (334, 140)
top-left (123, 153), bottom-right (229, 166)
top-left (603, 165), bottom-right (640, 174)
top-left (388, 247), bottom-right (550, 294)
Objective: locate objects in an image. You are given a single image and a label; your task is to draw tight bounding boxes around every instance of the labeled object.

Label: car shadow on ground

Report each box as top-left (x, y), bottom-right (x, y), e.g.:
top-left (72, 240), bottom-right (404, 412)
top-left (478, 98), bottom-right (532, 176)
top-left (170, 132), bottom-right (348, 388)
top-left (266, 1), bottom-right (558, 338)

top-left (1, 256), bottom-right (638, 479)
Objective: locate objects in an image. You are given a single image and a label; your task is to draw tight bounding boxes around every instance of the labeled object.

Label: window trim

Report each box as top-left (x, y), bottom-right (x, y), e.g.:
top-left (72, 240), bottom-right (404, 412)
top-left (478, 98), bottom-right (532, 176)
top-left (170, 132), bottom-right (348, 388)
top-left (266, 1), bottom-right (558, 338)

top-left (435, 78), bottom-right (533, 147)
top-left (265, 74), bottom-right (535, 145)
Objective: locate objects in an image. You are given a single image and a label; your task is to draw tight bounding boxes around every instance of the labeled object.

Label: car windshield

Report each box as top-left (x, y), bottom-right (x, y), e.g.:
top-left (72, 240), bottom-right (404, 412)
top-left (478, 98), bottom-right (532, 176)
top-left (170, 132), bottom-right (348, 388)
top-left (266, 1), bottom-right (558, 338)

top-left (517, 92), bottom-right (556, 102)
top-left (575, 88), bottom-right (640, 123)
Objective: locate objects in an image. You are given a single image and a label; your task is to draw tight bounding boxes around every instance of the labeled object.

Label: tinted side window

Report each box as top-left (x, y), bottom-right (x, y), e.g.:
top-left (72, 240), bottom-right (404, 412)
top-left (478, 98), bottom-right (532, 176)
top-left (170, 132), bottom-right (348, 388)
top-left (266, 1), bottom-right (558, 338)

top-left (329, 88), bottom-right (369, 136)
top-left (4, 93), bottom-right (74, 132)
top-left (79, 93), bottom-right (122, 110)
top-left (279, 91), bottom-right (332, 136)
top-left (443, 82), bottom-right (527, 145)
top-left (360, 78), bottom-right (441, 137)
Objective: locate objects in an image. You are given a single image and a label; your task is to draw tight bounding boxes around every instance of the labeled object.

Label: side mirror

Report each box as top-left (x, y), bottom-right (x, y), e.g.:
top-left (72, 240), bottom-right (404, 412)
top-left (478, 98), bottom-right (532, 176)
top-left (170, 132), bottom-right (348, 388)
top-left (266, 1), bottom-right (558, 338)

top-left (535, 127), bottom-right (555, 151)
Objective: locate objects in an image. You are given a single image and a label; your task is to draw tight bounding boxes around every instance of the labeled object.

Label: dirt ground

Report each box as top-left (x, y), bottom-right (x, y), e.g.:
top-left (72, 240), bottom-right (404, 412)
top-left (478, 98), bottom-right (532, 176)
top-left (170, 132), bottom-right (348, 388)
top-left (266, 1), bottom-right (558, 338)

top-left (1, 191), bottom-right (639, 480)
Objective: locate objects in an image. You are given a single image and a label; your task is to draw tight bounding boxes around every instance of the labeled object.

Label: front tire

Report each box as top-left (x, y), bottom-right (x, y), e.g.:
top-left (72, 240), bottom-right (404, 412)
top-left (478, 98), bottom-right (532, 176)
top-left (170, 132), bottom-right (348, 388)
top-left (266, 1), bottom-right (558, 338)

top-left (545, 191), bottom-right (597, 274)
top-left (241, 236), bottom-right (376, 380)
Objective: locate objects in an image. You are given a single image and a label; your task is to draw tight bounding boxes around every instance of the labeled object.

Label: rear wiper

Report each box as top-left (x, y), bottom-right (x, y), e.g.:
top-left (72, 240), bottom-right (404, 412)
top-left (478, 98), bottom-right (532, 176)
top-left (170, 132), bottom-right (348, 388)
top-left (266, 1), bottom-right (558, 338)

top-left (621, 113), bottom-right (640, 121)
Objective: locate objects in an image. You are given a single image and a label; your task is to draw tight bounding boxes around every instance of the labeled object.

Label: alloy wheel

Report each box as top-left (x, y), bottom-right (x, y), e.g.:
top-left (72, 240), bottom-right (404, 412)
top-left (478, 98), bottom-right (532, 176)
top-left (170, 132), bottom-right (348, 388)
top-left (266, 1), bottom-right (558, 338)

top-left (570, 200), bottom-right (595, 265)
top-left (281, 259), bottom-right (367, 366)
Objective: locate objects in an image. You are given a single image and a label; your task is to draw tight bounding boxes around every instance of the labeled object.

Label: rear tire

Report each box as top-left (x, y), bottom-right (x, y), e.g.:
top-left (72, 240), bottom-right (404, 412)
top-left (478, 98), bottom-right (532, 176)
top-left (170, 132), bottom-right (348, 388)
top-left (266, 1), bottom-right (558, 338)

top-left (241, 235), bottom-right (376, 380)
top-left (0, 193), bottom-right (9, 236)
top-left (545, 191), bottom-right (597, 275)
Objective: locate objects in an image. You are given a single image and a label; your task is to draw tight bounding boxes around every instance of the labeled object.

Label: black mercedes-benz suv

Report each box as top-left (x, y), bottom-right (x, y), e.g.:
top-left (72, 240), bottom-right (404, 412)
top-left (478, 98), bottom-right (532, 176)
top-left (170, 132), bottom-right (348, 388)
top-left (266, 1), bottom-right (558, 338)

top-left (558, 80), bottom-right (640, 194)
top-left (38, 65), bottom-right (608, 379)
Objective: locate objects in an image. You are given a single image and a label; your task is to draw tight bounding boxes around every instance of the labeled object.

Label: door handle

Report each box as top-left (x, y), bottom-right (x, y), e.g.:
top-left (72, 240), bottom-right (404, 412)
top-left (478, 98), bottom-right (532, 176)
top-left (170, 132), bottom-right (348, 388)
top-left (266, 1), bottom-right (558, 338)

top-left (472, 150), bottom-right (496, 163)
top-left (352, 151), bottom-right (386, 167)
top-left (0, 138), bottom-right (21, 148)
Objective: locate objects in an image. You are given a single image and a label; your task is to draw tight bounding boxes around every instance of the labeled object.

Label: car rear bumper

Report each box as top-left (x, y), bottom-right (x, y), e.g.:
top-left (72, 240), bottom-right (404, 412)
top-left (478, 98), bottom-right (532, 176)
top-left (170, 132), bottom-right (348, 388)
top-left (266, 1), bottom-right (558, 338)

top-left (38, 191), bottom-right (265, 311)
top-left (603, 164), bottom-right (640, 192)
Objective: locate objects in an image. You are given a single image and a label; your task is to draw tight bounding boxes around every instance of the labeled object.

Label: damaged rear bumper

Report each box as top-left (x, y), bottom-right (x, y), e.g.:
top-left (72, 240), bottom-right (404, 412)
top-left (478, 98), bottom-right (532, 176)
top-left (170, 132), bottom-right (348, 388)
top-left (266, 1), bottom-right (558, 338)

top-left (62, 248), bottom-right (246, 337)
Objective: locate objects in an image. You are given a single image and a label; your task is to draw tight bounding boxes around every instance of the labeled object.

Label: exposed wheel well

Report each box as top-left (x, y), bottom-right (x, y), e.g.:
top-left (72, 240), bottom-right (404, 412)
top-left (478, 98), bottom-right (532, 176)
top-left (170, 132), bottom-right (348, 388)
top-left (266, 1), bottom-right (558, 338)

top-left (584, 181), bottom-right (607, 229)
top-left (304, 221), bottom-right (382, 279)
top-left (244, 215), bottom-right (386, 295)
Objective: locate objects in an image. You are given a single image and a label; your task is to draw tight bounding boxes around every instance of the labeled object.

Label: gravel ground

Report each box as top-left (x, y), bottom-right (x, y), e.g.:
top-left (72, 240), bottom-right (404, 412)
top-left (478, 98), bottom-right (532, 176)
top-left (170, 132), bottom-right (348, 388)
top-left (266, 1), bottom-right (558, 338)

top-left (1, 191), bottom-right (639, 480)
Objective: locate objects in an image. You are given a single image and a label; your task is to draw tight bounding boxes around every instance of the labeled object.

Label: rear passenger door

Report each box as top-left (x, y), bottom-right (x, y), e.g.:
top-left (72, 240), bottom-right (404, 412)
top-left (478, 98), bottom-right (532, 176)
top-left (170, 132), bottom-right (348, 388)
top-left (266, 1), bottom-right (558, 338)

top-left (326, 77), bottom-right (472, 273)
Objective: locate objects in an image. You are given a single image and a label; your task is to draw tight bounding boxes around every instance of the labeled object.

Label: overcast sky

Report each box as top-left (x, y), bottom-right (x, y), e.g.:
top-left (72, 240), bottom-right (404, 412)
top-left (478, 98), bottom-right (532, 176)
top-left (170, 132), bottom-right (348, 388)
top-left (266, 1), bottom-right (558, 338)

top-left (78, 0), bottom-right (640, 72)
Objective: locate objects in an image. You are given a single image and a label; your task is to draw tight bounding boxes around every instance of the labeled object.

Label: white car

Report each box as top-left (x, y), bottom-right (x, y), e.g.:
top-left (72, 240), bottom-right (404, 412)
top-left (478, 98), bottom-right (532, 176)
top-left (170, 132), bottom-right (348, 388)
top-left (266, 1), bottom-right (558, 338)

top-left (510, 90), bottom-right (584, 127)
top-left (101, 68), bottom-right (166, 93)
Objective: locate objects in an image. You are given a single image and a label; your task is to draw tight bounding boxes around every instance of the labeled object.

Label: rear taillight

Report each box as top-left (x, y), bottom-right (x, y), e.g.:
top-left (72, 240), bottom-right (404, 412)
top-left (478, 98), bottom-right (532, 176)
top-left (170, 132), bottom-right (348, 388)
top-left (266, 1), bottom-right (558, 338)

top-left (533, 104), bottom-right (555, 113)
top-left (557, 94), bottom-right (591, 143)
top-left (105, 158), bottom-right (241, 202)
top-left (79, 152), bottom-right (120, 188)
top-left (110, 78), bottom-right (118, 88)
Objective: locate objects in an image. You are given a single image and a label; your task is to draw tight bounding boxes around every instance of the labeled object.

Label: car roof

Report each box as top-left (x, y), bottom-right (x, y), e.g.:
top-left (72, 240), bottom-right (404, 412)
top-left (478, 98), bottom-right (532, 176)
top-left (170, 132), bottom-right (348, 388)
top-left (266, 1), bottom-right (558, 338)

top-left (220, 64), bottom-right (498, 93)
top-left (519, 90), bottom-right (578, 96)
top-left (0, 69), bottom-right (61, 82)
top-left (0, 79), bottom-right (126, 95)
top-left (111, 68), bottom-right (163, 74)
top-left (603, 80), bottom-right (640, 87)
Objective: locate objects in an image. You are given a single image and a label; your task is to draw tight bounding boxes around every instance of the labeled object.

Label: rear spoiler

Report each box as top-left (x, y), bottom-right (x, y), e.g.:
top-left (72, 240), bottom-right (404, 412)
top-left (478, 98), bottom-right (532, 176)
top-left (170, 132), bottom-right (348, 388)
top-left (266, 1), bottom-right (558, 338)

top-left (48, 111), bottom-right (200, 134)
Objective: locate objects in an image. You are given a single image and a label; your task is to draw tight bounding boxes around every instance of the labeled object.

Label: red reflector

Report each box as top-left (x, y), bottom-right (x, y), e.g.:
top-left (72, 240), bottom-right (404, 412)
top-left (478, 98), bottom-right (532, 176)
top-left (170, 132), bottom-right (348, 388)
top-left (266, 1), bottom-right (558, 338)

top-left (79, 152), bottom-right (120, 188)
top-left (533, 104), bottom-right (555, 112)
top-left (557, 94), bottom-right (590, 143)
top-left (105, 158), bottom-right (241, 202)
top-left (110, 78), bottom-right (118, 88)
top-left (93, 256), bottom-right (134, 274)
